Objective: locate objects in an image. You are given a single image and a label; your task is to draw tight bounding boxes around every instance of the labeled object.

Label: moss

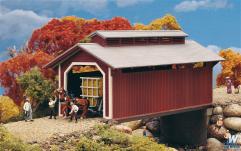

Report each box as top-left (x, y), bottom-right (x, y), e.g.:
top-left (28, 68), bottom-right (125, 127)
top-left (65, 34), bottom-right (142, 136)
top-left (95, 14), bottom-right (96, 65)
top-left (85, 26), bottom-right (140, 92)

top-left (76, 125), bottom-right (167, 151)
top-left (0, 126), bottom-right (41, 151)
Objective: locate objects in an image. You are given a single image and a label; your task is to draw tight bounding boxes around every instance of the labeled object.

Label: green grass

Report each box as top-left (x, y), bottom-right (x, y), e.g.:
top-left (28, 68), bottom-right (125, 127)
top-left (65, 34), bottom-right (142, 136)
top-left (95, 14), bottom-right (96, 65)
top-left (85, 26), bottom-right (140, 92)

top-left (76, 125), bottom-right (167, 151)
top-left (0, 126), bottom-right (41, 151)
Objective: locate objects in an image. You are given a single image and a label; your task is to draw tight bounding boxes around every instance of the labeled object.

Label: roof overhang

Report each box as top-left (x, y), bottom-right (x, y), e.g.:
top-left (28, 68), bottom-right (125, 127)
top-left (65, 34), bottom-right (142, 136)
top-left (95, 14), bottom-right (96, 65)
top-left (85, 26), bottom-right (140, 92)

top-left (44, 40), bottom-right (224, 70)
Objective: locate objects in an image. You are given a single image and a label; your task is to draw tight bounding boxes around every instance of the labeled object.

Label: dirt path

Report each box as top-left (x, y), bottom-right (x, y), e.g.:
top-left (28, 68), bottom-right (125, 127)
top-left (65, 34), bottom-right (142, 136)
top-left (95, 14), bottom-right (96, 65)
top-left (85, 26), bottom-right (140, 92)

top-left (3, 117), bottom-right (101, 143)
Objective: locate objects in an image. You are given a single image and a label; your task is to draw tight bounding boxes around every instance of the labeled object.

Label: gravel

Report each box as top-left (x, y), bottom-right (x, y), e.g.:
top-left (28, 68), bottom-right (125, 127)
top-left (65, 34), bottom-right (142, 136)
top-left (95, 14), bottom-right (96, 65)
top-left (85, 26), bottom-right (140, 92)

top-left (213, 87), bottom-right (241, 106)
top-left (3, 117), bottom-right (101, 143)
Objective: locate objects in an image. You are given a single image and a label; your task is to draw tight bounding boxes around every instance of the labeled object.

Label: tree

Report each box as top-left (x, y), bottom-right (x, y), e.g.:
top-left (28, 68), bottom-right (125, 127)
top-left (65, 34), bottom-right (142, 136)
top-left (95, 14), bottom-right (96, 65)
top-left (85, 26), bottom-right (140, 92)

top-left (133, 14), bottom-right (181, 30)
top-left (17, 67), bottom-right (56, 111)
top-left (216, 49), bottom-right (241, 86)
top-left (28, 16), bottom-right (132, 56)
top-left (0, 51), bottom-right (54, 105)
top-left (0, 96), bottom-right (19, 123)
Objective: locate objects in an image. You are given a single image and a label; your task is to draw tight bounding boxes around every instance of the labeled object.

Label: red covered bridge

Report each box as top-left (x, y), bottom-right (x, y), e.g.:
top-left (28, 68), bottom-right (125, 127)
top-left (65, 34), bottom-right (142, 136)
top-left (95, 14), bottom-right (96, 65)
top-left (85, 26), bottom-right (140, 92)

top-left (44, 30), bottom-right (223, 121)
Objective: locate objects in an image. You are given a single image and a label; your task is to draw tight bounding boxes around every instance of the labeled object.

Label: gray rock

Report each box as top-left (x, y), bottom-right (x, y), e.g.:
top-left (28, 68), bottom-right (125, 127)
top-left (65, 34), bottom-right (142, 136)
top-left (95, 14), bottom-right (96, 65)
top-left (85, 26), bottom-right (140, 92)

top-left (206, 138), bottom-right (224, 151)
top-left (146, 120), bottom-right (160, 134)
top-left (210, 115), bottom-right (223, 124)
top-left (224, 104), bottom-right (241, 117)
top-left (212, 106), bottom-right (223, 115)
top-left (224, 117), bottom-right (241, 131)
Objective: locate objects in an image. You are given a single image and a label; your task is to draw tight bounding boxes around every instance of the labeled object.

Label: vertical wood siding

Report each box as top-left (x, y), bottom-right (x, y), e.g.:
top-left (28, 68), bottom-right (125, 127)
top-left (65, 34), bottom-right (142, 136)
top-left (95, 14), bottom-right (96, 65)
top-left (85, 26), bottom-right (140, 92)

top-left (112, 67), bottom-right (213, 119)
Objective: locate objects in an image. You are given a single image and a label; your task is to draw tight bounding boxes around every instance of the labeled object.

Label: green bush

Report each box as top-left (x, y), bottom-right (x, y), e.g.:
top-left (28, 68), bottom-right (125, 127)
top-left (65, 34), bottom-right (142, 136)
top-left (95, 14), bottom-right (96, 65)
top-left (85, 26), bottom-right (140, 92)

top-left (76, 125), bottom-right (167, 151)
top-left (0, 126), bottom-right (41, 151)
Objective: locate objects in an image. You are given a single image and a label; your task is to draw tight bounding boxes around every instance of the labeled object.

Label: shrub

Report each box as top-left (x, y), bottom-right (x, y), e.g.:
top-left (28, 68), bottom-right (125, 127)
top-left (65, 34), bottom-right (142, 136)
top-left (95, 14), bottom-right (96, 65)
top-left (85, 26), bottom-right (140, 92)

top-left (76, 125), bottom-right (167, 151)
top-left (0, 126), bottom-right (41, 151)
top-left (17, 67), bottom-right (56, 112)
top-left (0, 96), bottom-right (20, 123)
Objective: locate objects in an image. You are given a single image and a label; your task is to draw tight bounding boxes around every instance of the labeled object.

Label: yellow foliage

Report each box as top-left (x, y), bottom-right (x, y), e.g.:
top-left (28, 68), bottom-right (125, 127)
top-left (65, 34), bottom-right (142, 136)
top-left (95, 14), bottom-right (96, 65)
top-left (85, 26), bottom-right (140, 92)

top-left (193, 62), bottom-right (204, 68)
top-left (134, 14), bottom-right (181, 30)
top-left (0, 96), bottom-right (20, 123)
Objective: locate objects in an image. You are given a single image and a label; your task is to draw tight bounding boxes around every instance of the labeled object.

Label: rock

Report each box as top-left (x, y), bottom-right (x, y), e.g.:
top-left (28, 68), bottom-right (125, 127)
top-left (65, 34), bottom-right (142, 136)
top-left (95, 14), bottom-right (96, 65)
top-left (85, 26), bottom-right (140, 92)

top-left (212, 106), bottom-right (223, 115)
top-left (208, 124), bottom-right (228, 140)
top-left (132, 128), bottom-right (144, 137)
top-left (122, 120), bottom-right (143, 131)
top-left (224, 117), bottom-right (241, 131)
top-left (206, 138), bottom-right (224, 151)
top-left (143, 129), bottom-right (153, 138)
top-left (146, 120), bottom-right (160, 134)
top-left (111, 125), bottom-right (132, 134)
top-left (210, 115), bottom-right (223, 124)
top-left (167, 147), bottom-right (178, 151)
top-left (224, 104), bottom-right (241, 117)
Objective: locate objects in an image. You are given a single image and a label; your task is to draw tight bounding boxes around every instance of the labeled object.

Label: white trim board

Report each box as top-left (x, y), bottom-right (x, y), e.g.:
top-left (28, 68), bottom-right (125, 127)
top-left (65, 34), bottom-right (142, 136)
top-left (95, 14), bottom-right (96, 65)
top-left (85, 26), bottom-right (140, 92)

top-left (63, 62), bottom-right (110, 119)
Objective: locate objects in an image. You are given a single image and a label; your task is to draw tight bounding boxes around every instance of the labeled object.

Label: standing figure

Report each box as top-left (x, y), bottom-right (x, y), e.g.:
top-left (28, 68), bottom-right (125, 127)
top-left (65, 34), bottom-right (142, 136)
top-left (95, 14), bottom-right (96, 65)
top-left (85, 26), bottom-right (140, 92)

top-left (49, 96), bottom-right (57, 119)
top-left (225, 77), bottom-right (232, 94)
top-left (23, 97), bottom-right (33, 122)
top-left (69, 102), bottom-right (79, 123)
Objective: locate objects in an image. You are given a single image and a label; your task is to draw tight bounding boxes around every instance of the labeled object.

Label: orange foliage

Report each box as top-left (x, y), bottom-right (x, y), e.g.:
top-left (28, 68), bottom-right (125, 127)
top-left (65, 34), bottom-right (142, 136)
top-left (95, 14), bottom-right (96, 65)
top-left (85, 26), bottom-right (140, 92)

top-left (216, 49), bottom-right (241, 86)
top-left (28, 16), bottom-right (132, 56)
top-left (0, 51), bottom-right (54, 104)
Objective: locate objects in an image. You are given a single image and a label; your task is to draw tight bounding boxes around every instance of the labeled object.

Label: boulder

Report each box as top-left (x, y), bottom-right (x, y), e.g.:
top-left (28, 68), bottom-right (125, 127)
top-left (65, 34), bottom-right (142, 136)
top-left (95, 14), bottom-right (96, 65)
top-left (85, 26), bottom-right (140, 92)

top-left (223, 104), bottom-right (241, 117)
top-left (224, 117), bottom-right (241, 131)
top-left (132, 128), bottom-right (144, 137)
top-left (121, 120), bottom-right (143, 131)
top-left (206, 138), bottom-right (224, 151)
top-left (212, 106), bottom-right (223, 115)
top-left (111, 125), bottom-right (132, 134)
top-left (146, 120), bottom-right (160, 134)
top-left (208, 124), bottom-right (227, 140)
top-left (210, 115), bottom-right (223, 124)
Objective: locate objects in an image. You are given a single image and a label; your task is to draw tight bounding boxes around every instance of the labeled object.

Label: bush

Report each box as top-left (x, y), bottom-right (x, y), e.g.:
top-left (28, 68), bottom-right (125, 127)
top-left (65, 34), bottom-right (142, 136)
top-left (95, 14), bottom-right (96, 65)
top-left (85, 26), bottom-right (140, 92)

top-left (76, 125), bottom-right (167, 151)
top-left (0, 126), bottom-right (41, 151)
top-left (0, 96), bottom-right (20, 123)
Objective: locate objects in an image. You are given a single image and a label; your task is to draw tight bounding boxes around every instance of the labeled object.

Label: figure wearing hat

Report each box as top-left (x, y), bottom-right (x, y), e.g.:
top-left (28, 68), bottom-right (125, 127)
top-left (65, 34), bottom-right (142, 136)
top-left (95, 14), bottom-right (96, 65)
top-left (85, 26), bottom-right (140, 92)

top-left (23, 97), bottom-right (33, 122)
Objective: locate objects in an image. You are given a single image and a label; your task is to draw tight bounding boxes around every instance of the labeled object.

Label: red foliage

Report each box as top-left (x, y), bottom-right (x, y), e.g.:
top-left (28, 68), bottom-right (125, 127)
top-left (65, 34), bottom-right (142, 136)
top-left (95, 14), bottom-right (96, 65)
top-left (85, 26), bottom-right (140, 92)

top-left (28, 17), bottom-right (132, 56)
top-left (0, 51), bottom-right (54, 104)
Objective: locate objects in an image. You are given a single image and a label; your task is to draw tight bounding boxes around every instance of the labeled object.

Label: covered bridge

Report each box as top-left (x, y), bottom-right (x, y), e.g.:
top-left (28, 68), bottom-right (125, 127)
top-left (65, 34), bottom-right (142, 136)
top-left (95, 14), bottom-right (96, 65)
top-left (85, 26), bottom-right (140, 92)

top-left (44, 30), bottom-right (223, 121)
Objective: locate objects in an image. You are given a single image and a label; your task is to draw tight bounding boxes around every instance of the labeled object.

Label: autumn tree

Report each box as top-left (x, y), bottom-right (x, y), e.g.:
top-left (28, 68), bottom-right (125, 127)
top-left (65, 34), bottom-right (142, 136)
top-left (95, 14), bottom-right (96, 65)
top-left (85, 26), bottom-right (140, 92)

top-left (134, 14), bottom-right (181, 30)
top-left (0, 51), bottom-right (54, 104)
top-left (216, 49), bottom-right (241, 86)
top-left (28, 17), bottom-right (132, 56)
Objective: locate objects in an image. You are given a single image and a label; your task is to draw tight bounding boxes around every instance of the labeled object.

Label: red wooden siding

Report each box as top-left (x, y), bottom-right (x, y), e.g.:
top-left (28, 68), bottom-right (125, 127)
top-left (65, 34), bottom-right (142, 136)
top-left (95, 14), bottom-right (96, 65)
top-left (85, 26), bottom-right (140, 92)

top-left (112, 66), bottom-right (213, 119)
top-left (91, 35), bottom-right (185, 47)
top-left (60, 49), bottom-right (110, 116)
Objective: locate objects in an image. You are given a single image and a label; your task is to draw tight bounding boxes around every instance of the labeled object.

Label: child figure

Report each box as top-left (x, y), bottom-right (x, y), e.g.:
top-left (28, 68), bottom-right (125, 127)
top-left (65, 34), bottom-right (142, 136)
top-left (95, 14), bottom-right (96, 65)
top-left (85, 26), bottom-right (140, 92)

top-left (69, 102), bottom-right (79, 123)
top-left (49, 97), bottom-right (57, 119)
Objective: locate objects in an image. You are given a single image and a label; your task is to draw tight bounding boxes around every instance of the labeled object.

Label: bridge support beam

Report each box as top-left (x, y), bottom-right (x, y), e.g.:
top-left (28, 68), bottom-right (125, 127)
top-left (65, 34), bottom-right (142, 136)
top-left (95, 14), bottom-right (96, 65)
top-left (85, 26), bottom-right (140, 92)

top-left (162, 109), bottom-right (207, 146)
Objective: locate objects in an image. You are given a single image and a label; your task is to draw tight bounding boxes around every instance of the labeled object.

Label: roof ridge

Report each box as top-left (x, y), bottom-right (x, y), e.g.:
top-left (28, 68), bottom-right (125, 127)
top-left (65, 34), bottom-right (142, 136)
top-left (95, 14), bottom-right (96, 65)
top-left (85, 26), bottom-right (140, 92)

top-left (96, 30), bottom-right (183, 32)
